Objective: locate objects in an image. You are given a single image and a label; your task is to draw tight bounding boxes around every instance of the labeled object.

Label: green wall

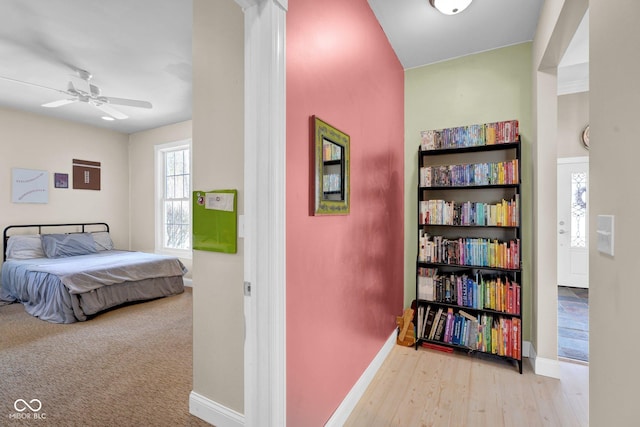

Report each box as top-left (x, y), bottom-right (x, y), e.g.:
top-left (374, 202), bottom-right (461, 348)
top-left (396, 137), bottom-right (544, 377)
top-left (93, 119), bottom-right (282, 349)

top-left (404, 43), bottom-right (533, 341)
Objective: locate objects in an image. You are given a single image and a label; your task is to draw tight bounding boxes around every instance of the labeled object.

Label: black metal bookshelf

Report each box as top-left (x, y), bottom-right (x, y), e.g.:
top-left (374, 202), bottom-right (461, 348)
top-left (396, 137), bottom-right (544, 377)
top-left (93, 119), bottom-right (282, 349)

top-left (416, 134), bottom-right (523, 373)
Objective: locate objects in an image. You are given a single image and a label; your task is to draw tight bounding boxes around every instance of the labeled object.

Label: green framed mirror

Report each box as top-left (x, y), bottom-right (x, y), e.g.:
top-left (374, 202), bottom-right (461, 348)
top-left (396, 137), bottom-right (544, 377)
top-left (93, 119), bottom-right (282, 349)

top-left (313, 116), bottom-right (350, 215)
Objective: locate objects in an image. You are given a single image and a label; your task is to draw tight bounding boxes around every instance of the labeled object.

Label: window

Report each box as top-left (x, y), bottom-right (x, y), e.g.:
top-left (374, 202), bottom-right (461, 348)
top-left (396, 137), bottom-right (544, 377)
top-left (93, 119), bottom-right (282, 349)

top-left (156, 140), bottom-right (191, 255)
top-left (570, 171), bottom-right (587, 248)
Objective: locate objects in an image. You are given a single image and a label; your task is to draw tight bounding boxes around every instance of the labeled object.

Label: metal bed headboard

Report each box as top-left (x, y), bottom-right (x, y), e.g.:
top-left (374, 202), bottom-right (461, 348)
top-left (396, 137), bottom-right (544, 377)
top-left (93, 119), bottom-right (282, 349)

top-left (3, 222), bottom-right (109, 262)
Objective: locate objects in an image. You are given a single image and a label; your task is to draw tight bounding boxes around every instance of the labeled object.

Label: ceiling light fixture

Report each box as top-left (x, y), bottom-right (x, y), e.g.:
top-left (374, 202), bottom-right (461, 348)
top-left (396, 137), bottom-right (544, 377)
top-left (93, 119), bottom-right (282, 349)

top-left (429, 0), bottom-right (473, 15)
top-left (101, 116), bottom-right (115, 121)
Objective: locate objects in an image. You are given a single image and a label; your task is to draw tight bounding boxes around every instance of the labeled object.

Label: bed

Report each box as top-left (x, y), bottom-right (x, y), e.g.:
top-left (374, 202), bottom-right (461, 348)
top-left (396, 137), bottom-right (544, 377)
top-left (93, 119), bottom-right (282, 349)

top-left (0, 223), bottom-right (186, 323)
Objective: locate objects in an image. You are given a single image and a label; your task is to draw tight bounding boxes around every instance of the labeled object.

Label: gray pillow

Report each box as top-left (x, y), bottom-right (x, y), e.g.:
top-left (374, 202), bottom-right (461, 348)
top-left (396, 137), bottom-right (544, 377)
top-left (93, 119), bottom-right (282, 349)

top-left (92, 231), bottom-right (114, 251)
top-left (41, 233), bottom-right (98, 258)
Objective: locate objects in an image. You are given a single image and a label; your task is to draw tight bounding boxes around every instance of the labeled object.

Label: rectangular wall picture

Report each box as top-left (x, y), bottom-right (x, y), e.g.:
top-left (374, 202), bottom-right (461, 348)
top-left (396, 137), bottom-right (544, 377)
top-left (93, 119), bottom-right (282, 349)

top-left (12, 168), bottom-right (49, 203)
top-left (72, 159), bottom-right (101, 190)
top-left (54, 173), bottom-right (69, 188)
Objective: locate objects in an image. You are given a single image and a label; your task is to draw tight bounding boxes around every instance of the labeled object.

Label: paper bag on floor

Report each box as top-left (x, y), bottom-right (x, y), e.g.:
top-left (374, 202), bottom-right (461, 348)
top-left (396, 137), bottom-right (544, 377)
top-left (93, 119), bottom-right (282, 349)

top-left (396, 308), bottom-right (415, 347)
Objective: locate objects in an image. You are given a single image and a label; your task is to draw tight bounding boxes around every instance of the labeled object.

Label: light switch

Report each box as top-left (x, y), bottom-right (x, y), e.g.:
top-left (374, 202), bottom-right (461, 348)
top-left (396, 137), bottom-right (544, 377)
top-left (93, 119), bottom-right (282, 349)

top-left (596, 215), bottom-right (614, 256)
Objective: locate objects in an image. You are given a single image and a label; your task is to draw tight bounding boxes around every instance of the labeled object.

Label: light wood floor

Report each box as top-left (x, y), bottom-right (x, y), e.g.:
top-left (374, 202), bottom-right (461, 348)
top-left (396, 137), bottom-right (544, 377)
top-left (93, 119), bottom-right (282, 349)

top-left (344, 345), bottom-right (588, 427)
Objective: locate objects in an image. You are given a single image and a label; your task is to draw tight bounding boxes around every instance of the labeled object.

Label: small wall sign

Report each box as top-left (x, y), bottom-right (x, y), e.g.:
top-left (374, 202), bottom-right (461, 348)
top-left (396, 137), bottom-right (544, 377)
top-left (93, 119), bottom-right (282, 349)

top-left (72, 159), bottom-right (101, 190)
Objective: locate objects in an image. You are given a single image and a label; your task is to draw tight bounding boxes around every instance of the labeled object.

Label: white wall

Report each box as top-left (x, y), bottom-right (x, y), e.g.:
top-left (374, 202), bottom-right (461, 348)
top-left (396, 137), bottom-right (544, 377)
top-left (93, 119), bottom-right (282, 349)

top-left (192, 0), bottom-right (245, 415)
top-left (531, 0), bottom-right (587, 377)
top-left (589, 0), bottom-right (640, 423)
top-left (128, 120), bottom-right (193, 277)
top-left (557, 92), bottom-right (589, 158)
top-left (404, 43), bottom-right (533, 339)
top-left (0, 107), bottom-right (130, 249)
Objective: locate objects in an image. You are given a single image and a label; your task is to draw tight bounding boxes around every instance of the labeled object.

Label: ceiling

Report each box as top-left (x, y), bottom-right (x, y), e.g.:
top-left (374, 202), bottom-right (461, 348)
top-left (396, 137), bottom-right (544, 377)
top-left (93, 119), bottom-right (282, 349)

top-left (0, 0), bottom-right (192, 134)
top-left (557, 10), bottom-right (589, 94)
top-left (0, 0), bottom-right (587, 135)
top-left (368, 0), bottom-right (545, 69)
top-left (369, 0), bottom-right (588, 94)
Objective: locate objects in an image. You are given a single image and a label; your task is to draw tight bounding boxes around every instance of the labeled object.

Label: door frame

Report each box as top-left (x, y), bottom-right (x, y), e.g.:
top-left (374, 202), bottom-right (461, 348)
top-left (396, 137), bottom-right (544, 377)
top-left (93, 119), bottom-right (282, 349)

top-left (532, 0), bottom-right (588, 379)
top-left (237, 0), bottom-right (288, 426)
top-left (557, 156), bottom-right (589, 287)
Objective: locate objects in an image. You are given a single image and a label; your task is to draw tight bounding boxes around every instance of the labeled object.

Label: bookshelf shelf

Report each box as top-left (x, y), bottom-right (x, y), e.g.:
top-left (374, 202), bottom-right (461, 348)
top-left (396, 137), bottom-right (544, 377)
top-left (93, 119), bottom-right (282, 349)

top-left (416, 121), bottom-right (523, 373)
top-left (416, 299), bottom-right (522, 318)
top-left (419, 141), bottom-right (520, 155)
top-left (418, 340), bottom-right (523, 371)
top-left (419, 224), bottom-right (519, 229)
top-left (417, 261), bottom-right (520, 273)
top-left (420, 184), bottom-right (520, 190)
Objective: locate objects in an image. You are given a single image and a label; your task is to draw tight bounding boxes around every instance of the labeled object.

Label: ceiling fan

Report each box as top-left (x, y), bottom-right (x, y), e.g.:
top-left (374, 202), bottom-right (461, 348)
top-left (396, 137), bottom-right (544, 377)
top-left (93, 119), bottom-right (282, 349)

top-left (0, 69), bottom-right (152, 120)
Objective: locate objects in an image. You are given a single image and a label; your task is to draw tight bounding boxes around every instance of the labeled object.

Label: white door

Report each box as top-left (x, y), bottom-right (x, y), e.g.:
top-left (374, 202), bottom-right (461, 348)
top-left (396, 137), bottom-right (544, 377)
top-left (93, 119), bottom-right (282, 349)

top-left (557, 158), bottom-right (589, 288)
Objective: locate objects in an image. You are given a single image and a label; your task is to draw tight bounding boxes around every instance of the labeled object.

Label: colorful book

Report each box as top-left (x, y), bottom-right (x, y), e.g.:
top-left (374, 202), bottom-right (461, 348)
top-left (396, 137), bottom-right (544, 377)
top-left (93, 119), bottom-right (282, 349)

top-left (429, 307), bottom-right (444, 340)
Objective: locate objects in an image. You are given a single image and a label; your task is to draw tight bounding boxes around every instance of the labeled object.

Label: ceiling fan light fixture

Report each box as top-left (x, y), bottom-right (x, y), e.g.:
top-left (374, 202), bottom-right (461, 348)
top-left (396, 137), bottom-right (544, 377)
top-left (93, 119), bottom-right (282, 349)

top-left (429, 0), bottom-right (473, 15)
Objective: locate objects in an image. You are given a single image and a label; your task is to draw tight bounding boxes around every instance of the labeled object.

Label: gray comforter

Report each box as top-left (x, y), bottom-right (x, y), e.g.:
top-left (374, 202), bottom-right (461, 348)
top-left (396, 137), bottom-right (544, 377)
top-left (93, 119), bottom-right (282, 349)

top-left (1, 250), bottom-right (186, 323)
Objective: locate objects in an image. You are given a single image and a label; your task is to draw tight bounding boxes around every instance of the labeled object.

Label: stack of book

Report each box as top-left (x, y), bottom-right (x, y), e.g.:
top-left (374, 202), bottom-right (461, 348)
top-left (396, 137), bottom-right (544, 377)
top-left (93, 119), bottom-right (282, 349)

top-left (418, 232), bottom-right (520, 270)
top-left (322, 142), bottom-right (341, 161)
top-left (419, 159), bottom-right (519, 187)
top-left (419, 195), bottom-right (519, 227)
top-left (420, 119), bottom-right (519, 151)
top-left (323, 174), bottom-right (341, 192)
top-left (415, 304), bottom-right (521, 359)
top-left (417, 268), bottom-right (521, 314)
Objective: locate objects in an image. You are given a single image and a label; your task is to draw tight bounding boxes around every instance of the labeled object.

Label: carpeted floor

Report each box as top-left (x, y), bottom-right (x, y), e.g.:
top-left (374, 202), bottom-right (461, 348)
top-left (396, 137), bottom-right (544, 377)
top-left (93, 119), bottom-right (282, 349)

top-left (558, 286), bottom-right (589, 362)
top-left (0, 288), bottom-right (212, 427)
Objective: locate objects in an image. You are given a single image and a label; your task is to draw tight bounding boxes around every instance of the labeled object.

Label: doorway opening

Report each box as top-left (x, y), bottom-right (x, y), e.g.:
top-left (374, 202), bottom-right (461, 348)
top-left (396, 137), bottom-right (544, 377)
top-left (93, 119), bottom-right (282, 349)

top-left (557, 286), bottom-right (588, 361)
top-left (557, 157), bottom-right (589, 362)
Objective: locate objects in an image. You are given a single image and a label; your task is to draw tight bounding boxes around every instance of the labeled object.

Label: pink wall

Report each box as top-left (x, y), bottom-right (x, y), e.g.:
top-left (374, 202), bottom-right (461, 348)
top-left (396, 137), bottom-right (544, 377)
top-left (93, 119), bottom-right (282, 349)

top-left (286, 0), bottom-right (405, 424)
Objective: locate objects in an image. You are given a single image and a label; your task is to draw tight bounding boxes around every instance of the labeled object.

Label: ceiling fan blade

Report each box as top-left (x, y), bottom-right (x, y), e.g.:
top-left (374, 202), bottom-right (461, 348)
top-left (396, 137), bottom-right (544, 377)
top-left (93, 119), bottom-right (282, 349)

top-left (1, 24), bottom-right (83, 76)
top-left (0, 75), bottom-right (70, 96)
top-left (89, 83), bottom-right (100, 97)
top-left (95, 103), bottom-right (128, 120)
top-left (42, 99), bottom-right (77, 108)
top-left (104, 97), bottom-right (152, 109)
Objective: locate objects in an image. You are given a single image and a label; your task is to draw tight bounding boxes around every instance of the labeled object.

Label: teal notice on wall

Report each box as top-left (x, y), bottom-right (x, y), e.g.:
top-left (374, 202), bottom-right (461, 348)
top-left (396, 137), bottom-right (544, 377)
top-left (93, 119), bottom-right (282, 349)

top-left (192, 189), bottom-right (237, 253)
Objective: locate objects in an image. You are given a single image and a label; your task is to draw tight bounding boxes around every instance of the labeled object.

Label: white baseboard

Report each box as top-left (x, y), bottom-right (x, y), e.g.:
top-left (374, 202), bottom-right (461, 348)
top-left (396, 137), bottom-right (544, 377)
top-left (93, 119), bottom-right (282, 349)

top-left (324, 330), bottom-right (397, 427)
top-left (523, 340), bottom-right (532, 358)
top-left (183, 278), bottom-right (193, 287)
top-left (534, 357), bottom-right (561, 379)
top-left (526, 342), bottom-right (561, 379)
top-left (189, 391), bottom-right (244, 427)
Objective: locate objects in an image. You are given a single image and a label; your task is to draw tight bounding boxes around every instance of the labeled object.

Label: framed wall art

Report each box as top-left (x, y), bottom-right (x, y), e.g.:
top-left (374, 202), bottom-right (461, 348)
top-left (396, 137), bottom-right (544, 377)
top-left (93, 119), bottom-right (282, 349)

top-left (54, 173), bottom-right (69, 188)
top-left (12, 168), bottom-right (49, 203)
top-left (73, 159), bottom-right (101, 190)
top-left (312, 116), bottom-right (350, 215)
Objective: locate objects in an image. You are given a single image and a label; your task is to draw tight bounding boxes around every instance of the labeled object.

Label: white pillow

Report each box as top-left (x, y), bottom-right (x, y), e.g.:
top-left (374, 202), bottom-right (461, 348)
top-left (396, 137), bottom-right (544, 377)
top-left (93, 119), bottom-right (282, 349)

top-left (6, 234), bottom-right (46, 260)
top-left (92, 231), bottom-right (114, 251)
